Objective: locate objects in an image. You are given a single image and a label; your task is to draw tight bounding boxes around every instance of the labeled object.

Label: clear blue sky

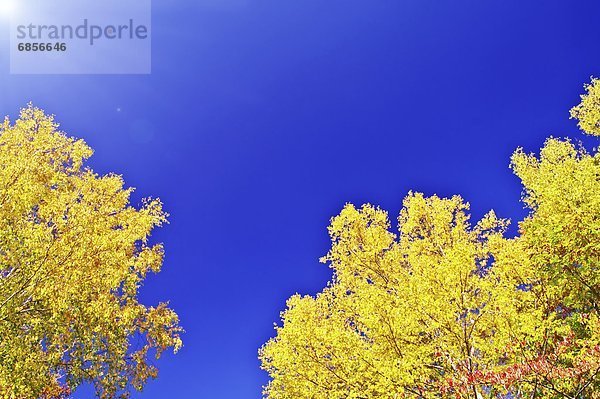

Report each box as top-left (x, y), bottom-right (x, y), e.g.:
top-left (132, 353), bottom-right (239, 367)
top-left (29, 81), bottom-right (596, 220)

top-left (1, 1), bottom-right (600, 398)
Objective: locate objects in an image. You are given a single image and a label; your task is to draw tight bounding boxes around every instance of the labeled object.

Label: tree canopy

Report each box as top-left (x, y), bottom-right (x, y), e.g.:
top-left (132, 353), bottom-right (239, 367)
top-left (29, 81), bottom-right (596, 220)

top-left (0, 106), bottom-right (182, 399)
top-left (260, 79), bottom-right (600, 398)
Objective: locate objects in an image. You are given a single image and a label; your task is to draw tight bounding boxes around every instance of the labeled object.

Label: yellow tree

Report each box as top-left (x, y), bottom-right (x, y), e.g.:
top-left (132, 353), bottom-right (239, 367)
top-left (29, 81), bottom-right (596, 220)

top-left (260, 79), bottom-right (600, 398)
top-left (481, 78), bottom-right (600, 397)
top-left (0, 106), bottom-right (182, 399)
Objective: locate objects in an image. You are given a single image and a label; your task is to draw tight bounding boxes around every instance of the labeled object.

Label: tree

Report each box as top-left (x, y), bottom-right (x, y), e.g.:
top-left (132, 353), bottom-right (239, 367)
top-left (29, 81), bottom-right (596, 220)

top-left (0, 106), bottom-right (182, 399)
top-left (571, 77), bottom-right (600, 136)
top-left (260, 79), bottom-right (600, 398)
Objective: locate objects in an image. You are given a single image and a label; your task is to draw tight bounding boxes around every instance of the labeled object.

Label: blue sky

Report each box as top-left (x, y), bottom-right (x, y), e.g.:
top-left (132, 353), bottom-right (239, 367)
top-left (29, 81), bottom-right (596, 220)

top-left (1, 1), bottom-right (600, 398)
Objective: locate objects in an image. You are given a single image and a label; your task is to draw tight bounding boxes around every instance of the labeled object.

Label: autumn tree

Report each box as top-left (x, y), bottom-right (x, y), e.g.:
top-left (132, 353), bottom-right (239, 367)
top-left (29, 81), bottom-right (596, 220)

top-left (260, 79), bottom-right (600, 398)
top-left (0, 106), bottom-right (182, 399)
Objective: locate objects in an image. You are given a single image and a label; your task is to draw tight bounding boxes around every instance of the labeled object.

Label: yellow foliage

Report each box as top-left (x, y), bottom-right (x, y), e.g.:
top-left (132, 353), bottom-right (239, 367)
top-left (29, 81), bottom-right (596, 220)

top-left (0, 106), bottom-right (182, 399)
top-left (571, 77), bottom-right (600, 136)
top-left (260, 80), bottom-right (600, 398)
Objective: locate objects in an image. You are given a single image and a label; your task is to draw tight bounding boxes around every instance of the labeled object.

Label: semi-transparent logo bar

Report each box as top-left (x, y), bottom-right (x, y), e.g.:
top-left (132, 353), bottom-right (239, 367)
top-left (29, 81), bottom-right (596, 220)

top-left (10, 0), bottom-right (151, 74)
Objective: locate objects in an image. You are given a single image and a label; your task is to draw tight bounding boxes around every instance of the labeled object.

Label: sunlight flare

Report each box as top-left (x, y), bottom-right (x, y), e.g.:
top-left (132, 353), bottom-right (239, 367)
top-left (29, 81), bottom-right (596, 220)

top-left (0, 0), bottom-right (17, 18)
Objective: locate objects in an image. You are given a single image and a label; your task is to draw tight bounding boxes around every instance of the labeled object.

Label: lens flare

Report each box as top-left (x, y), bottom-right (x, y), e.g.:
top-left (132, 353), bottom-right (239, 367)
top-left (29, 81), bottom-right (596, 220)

top-left (0, 0), bottom-right (17, 18)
